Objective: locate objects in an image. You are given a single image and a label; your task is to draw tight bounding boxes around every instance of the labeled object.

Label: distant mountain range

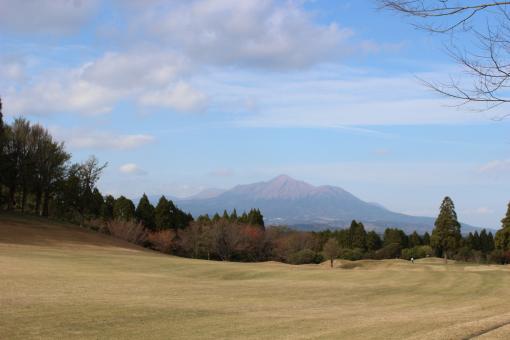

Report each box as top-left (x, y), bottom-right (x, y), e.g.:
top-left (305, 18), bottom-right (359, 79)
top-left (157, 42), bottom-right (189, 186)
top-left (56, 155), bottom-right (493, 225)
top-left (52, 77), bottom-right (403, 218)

top-left (156, 175), bottom-right (479, 234)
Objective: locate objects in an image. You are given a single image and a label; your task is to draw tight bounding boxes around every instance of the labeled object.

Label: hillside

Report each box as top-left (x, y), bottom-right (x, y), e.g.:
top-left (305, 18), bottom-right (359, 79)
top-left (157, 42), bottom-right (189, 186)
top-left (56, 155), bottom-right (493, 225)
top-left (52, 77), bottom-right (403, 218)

top-left (177, 175), bottom-right (477, 233)
top-left (1, 214), bottom-right (510, 339)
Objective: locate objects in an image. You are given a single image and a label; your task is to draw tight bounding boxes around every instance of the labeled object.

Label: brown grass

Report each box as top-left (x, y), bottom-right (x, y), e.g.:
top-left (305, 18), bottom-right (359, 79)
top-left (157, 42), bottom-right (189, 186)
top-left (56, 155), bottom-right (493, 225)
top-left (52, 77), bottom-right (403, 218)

top-left (1, 214), bottom-right (510, 339)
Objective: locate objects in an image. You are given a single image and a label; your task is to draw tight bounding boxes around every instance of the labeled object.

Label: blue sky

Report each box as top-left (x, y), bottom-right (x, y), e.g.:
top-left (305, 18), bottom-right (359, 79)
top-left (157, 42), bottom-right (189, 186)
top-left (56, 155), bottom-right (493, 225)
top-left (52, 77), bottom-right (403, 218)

top-left (1, 0), bottom-right (509, 228)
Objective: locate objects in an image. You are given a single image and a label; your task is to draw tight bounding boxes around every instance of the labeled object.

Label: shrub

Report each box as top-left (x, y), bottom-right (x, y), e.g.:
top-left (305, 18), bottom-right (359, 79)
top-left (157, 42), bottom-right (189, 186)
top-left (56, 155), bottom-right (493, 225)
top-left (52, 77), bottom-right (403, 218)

top-left (288, 248), bottom-right (317, 264)
top-left (147, 229), bottom-right (177, 253)
top-left (488, 249), bottom-right (510, 264)
top-left (401, 245), bottom-right (434, 260)
top-left (453, 246), bottom-right (473, 262)
top-left (375, 243), bottom-right (401, 259)
top-left (338, 248), bottom-right (364, 261)
top-left (84, 218), bottom-right (107, 233)
top-left (106, 219), bottom-right (147, 245)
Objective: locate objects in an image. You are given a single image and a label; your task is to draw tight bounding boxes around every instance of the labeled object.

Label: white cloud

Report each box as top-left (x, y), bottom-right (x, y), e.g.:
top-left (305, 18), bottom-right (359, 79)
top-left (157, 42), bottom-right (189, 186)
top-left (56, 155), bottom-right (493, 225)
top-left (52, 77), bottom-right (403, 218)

top-left (119, 163), bottom-right (147, 175)
top-left (473, 207), bottom-right (494, 215)
top-left (50, 128), bottom-right (155, 150)
top-left (201, 66), bottom-right (488, 126)
top-left (4, 51), bottom-right (204, 115)
top-left (69, 133), bottom-right (155, 150)
top-left (0, 56), bottom-right (25, 82)
top-left (81, 52), bottom-right (189, 90)
top-left (479, 159), bottom-right (510, 175)
top-left (139, 82), bottom-right (208, 112)
top-left (136, 0), bottom-right (355, 69)
top-left (0, 0), bottom-right (99, 35)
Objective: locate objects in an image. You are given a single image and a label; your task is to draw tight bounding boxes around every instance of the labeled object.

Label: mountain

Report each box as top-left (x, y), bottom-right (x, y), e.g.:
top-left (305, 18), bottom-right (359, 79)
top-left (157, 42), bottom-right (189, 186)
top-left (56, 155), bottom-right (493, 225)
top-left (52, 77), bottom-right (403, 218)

top-left (177, 175), bottom-right (478, 234)
top-left (184, 188), bottom-right (226, 200)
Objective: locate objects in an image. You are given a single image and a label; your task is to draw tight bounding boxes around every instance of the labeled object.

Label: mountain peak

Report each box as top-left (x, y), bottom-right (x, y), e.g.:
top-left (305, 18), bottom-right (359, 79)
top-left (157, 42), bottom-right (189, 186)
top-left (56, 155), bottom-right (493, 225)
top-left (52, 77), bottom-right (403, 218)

top-left (270, 174), bottom-right (295, 182)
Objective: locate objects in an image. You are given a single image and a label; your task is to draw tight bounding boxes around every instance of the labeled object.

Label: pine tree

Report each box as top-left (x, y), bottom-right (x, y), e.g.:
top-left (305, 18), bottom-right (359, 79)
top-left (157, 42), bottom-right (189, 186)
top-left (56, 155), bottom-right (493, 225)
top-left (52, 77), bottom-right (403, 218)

top-left (212, 213), bottom-right (221, 222)
top-left (0, 98), bottom-right (6, 205)
top-left (349, 220), bottom-right (367, 250)
top-left (409, 231), bottom-right (422, 248)
top-left (431, 196), bottom-right (461, 263)
top-left (136, 194), bottom-right (156, 230)
top-left (155, 196), bottom-right (172, 230)
top-left (101, 195), bottom-right (115, 220)
top-left (366, 231), bottom-right (382, 251)
top-left (113, 196), bottom-right (136, 221)
top-left (479, 229), bottom-right (493, 253)
top-left (495, 202), bottom-right (510, 251)
top-left (383, 228), bottom-right (408, 248)
top-left (231, 208), bottom-right (238, 221)
top-left (422, 232), bottom-right (431, 245)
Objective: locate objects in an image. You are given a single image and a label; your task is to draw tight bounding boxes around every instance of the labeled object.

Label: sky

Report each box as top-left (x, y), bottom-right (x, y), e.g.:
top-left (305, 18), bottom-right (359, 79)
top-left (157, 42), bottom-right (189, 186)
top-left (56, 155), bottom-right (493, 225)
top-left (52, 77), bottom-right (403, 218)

top-left (1, 0), bottom-right (509, 228)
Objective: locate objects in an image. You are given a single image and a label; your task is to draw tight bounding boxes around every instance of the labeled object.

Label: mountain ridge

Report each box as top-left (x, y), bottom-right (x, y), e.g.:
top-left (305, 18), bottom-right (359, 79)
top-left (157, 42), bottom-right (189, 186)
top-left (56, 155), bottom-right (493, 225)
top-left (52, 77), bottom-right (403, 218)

top-left (172, 175), bottom-right (479, 234)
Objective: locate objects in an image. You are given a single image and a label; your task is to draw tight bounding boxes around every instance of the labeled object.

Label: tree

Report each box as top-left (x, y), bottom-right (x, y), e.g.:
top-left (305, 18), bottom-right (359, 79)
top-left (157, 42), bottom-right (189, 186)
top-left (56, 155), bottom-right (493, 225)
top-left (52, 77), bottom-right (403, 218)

top-left (431, 197), bottom-right (462, 263)
top-left (380, 1), bottom-right (510, 118)
top-left (136, 194), bottom-right (156, 230)
top-left (102, 195), bottom-right (115, 220)
top-left (422, 232), bottom-right (431, 245)
top-left (323, 238), bottom-right (340, 267)
top-left (409, 231), bottom-right (422, 248)
top-left (155, 196), bottom-right (172, 230)
top-left (113, 196), bottom-right (136, 221)
top-left (383, 228), bottom-right (408, 248)
top-left (0, 97), bottom-right (4, 205)
top-left (495, 202), bottom-right (510, 251)
top-left (366, 231), bottom-right (382, 251)
top-left (349, 220), bottom-right (367, 250)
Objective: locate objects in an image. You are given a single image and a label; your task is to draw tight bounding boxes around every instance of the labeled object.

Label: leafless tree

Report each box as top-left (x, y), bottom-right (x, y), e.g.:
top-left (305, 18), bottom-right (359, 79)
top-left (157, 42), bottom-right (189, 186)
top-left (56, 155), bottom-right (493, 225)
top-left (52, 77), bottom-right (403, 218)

top-left (380, 1), bottom-right (510, 118)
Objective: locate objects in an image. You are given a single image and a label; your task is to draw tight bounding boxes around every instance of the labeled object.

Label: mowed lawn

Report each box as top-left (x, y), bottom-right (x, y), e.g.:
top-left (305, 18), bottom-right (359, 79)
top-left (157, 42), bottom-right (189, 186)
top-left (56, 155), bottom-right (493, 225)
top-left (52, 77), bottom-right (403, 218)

top-left (1, 215), bottom-right (510, 339)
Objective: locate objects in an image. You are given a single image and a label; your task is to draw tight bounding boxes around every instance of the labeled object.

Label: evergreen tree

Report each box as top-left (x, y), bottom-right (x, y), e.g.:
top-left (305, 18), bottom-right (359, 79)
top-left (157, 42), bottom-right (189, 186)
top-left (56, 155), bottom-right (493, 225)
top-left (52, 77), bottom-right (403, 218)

top-left (383, 228), bottom-right (408, 248)
top-left (472, 231), bottom-right (481, 250)
top-left (212, 213), bottom-right (221, 222)
top-left (422, 232), bottom-right (431, 245)
top-left (222, 210), bottom-right (229, 220)
top-left (155, 196), bottom-right (172, 230)
top-left (466, 232), bottom-right (475, 250)
top-left (239, 212), bottom-right (248, 224)
top-left (409, 231), bottom-right (422, 247)
top-left (231, 208), bottom-right (238, 221)
top-left (366, 231), bottom-right (382, 251)
top-left (495, 202), bottom-right (510, 251)
top-left (479, 229), bottom-right (494, 253)
top-left (0, 97), bottom-right (4, 205)
top-left (113, 196), bottom-right (136, 221)
top-left (136, 194), bottom-right (156, 230)
top-left (90, 188), bottom-right (104, 217)
top-left (431, 197), bottom-right (461, 263)
top-left (102, 195), bottom-right (115, 220)
top-left (349, 220), bottom-right (367, 250)
top-left (197, 214), bottom-right (211, 224)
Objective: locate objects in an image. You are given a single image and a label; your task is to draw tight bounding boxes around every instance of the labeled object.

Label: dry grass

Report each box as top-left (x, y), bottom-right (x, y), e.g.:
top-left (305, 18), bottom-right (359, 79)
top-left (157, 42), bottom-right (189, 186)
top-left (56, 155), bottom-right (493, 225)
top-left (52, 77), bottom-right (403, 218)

top-left (1, 214), bottom-right (510, 339)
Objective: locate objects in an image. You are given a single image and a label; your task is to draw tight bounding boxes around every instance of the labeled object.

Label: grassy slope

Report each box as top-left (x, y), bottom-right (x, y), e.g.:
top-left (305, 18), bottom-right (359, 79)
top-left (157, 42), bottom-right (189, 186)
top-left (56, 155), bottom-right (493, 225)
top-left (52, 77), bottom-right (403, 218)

top-left (1, 214), bottom-right (510, 339)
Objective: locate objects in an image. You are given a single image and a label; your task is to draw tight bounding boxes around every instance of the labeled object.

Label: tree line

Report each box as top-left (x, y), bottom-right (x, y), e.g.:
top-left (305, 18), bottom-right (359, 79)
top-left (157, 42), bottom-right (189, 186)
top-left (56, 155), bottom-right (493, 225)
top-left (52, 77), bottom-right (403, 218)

top-left (2, 104), bottom-right (510, 265)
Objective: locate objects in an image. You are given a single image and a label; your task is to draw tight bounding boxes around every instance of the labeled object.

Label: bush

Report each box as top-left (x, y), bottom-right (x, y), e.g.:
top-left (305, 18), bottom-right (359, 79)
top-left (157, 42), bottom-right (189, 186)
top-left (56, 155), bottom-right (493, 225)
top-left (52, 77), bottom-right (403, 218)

top-left (488, 249), bottom-right (510, 264)
top-left (147, 229), bottom-right (177, 253)
top-left (401, 245), bottom-right (434, 260)
top-left (338, 248), bottom-right (364, 261)
top-left (375, 243), bottom-right (401, 259)
top-left (106, 219), bottom-right (148, 245)
top-left (453, 246), bottom-right (473, 262)
top-left (288, 248), bottom-right (318, 264)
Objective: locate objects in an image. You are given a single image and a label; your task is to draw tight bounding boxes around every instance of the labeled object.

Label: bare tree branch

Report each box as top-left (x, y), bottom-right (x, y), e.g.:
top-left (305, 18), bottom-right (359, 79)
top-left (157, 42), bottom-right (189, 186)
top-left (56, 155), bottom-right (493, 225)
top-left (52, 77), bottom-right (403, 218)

top-left (379, 1), bottom-right (510, 117)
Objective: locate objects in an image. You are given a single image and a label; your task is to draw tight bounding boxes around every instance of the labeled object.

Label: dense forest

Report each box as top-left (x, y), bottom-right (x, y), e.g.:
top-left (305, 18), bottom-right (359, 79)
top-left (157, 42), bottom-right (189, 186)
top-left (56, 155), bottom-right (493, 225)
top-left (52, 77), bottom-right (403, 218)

top-left (1, 98), bottom-right (510, 265)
